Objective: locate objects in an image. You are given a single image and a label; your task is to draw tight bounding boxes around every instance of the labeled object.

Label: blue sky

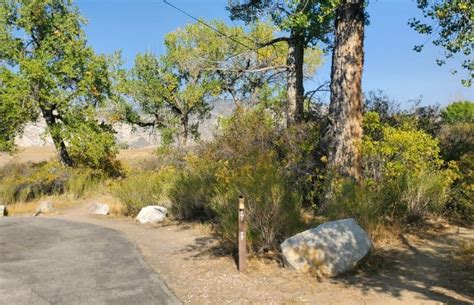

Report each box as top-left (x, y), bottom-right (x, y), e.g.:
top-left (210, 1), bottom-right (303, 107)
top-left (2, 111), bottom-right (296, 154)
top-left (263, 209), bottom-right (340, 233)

top-left (76, 0), bottom-right (473, 107)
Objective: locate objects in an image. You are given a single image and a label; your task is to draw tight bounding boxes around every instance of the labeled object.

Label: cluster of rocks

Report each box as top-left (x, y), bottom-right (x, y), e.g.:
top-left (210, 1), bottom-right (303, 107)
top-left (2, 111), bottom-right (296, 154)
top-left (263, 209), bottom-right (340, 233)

top-left (88, 202), bottom-right (168, 225)
top-left (2, 200), bottom-right (169, 226)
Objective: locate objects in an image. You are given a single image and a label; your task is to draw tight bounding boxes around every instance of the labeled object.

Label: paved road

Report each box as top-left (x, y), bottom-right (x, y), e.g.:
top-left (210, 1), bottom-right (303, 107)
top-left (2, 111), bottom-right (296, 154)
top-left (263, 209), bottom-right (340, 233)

top-left (0, 217), bottom-right (180, 305)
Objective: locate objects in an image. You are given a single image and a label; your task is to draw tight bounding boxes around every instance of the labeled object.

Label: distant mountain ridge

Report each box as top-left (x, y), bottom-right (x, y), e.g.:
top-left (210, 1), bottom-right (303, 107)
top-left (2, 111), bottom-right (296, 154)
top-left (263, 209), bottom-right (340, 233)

top-left (15, 100), bottom-right (235, 148)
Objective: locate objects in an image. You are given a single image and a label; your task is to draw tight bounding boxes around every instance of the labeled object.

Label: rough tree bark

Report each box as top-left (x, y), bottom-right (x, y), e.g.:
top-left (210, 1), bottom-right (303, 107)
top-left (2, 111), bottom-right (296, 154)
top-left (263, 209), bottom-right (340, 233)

top-left (40, 105), bottom-right (74, 167)
top-left (321, 0), bottom-right (365, 183)
top-left (286, 32), bottom-right (305, 126)
top-left (180, 113), bottom-right (189, 146)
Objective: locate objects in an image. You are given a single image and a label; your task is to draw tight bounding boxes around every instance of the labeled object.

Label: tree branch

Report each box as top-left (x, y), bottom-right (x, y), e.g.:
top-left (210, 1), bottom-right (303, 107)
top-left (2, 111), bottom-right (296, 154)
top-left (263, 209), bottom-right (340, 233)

top-left (304, 81), bottom-right (330, 101)
top-left (204, 65), bottom-right (288, 73)
top-left (257, 37), bottom-right (291, 49)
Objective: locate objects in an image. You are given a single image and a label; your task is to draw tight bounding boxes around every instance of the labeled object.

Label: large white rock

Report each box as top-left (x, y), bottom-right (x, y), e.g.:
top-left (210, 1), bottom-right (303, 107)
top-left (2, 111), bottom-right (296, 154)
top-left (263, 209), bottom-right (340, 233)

top-left (0, 205), bottom-right (5, 217)
top-left (136, 206), bottom-right (167, 224)
top-left (281, 218), bottom-right (372, 277)
top-left (89, 203), bottom-right (110, 215)
top-left (34, 201), bottom-right (54, 216)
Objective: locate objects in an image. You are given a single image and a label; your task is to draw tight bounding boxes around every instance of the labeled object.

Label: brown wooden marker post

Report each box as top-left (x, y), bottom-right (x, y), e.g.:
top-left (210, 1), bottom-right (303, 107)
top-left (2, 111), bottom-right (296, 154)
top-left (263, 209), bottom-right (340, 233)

top-left (238, 195), bottom-right (247, 272)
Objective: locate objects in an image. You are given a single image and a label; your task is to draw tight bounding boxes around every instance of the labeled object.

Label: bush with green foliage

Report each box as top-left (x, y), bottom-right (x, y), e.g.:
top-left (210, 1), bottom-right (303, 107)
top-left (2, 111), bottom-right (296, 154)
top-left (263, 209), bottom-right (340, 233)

top-left (326, 111), bottom-right (455, 229)
top-left (211, 152), bottom-right (302, 253)
top-left (0, 162), bottom-right (105, 204)
top-left (112, 166), bottom-right (176, 216)
top-left (441, 101), bottom-right (474, 124)
top-left (168, 153), bottom-right (218, 219)
top-left (438, 123), bottom-right (473, 162)
top-left (168, 108), bottom-right (305, 253)
top-left (447, 153), bottom-right (474, 221)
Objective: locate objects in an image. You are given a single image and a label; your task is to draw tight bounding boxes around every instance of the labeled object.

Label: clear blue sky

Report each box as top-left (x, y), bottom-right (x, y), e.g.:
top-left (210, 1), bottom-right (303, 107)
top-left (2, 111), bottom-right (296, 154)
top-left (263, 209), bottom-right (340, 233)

top-left (76, 0), bottom-right (473, 107)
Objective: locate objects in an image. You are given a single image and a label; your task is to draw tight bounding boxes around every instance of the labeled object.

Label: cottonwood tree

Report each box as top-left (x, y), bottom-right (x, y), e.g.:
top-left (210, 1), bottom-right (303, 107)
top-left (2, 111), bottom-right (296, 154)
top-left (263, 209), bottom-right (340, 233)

top-left (169, 21), bottom-right (322, 111)
top-left (120, 20), bottom-right (323, 144)
top-left (410, 0), bottom-right (473, 86)
top-left (227, 0), bottom-right (335, 125)
top-left (321, 0), bottom-right (366, 185)
top-left (0, 0), bottom-right (117, 169)
top-left (120, 51), bottom-right (220, 145)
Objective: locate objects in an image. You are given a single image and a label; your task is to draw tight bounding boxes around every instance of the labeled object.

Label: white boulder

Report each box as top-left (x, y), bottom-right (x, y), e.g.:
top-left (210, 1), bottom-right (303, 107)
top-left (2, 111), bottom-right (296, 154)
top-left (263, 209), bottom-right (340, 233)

top-left (281, 218), bottom-right (372, 277)
top-left (0, 205), bottom-right (5, 217)
top-left (89, 203), bottom-right (110, 215)
top-left (34, 201), bottom-right (54, 216)
top-left (136, 206), bottom-right (167, 224)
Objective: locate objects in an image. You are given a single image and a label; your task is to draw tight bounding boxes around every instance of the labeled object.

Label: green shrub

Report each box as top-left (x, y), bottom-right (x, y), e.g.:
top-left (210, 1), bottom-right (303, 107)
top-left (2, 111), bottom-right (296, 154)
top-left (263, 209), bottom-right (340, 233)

top-left (112, 167), bottom-right (175, 216)
top-left (66, 168), bottom-right (105, 199)
top-left (325, 112), bottom-right (455, 231)
top-left (168, 154), bottom-right (218, 219)
top-left (168, 108), bottom-right (304, 253)
top-left (0, 161), bottom-right (105, 204)
top-left (447, 153), bottom-right (474, 221)
top-left (0, 162), bottom-right (67, 204)
top-left (363, 112), bottom-right (443, 180)
top-left (441, 101), bottom-right (474, 124)
top-left (438, 123), bottom-right (474, 162)
top-left (324, 180), bottom-right (381, 233)
top-left (169, 108), bottom-right (278, 220)
top-left (325, 168), bottom-right (452, 234)
top-left (211, 152), bottom-right (302, 253)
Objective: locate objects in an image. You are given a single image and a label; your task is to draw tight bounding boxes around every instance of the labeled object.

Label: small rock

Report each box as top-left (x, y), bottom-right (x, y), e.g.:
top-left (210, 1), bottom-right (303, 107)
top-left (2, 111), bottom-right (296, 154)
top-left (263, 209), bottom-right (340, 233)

top-left (0, 205), bottom-right (5, 217)
top-left (34, 201), bottom-right (54, 216)
top-left (136, 206), bottom-right (167, 224)
top-left (281, 218), bottom-right (372, 277)
top-left (89, 203), bottom-right (110, 215)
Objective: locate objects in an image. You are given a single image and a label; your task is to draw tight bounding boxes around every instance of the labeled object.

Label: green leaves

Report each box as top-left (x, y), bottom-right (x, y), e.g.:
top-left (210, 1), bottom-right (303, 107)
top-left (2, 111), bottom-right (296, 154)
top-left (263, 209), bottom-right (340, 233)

top-left (441, 101), bottom-right (474, 124)
top-left (410, 0), bottom-right (473, 86)
top-left (0, 67), bottom-right (37, 151)
top-left (1, 0), bottom-right (118, 171)
top-left (228, 0), bottom-right (338, 46)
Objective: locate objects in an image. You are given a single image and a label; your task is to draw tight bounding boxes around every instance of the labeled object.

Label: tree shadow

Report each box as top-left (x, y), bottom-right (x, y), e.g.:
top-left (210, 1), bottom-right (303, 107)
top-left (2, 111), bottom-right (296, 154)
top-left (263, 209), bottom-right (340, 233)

top-left (337, 234), bottom-right (473, 305)
top-left (177, 236), bottom-right (228, 259)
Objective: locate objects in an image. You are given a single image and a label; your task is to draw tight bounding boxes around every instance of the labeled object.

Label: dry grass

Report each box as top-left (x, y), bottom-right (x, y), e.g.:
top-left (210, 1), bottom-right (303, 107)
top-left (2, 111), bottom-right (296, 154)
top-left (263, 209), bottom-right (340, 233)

top-left (108, 200), bottom-right (128, 216)
top-left (0, 146), bottom-right (157, 168)
top-left (454, 241), bottom-right (474, 268)
top-left (5, 195), bottom-right (77, 216)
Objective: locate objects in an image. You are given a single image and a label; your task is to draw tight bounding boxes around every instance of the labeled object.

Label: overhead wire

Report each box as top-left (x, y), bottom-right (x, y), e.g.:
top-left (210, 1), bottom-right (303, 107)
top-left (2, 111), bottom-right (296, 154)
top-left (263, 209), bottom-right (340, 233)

top-left (162, 0), bottom-right (263, 59)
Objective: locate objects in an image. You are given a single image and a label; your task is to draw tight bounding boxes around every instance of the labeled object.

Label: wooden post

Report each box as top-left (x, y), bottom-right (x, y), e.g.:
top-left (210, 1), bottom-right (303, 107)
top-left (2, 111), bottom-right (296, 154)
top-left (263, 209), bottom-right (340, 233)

top-left (238, 195), bottom-right (247, 272)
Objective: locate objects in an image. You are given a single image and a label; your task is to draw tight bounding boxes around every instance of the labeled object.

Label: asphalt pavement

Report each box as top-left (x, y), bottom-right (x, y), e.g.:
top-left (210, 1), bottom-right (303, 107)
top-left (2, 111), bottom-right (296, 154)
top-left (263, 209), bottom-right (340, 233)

top-left (0, 217), bottom-right (181, 305)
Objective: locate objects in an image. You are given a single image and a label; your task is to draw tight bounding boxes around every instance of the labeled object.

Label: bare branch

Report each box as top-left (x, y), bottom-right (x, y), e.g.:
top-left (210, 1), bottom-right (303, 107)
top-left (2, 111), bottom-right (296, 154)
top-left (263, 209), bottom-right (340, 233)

top-left (203, 65), bottom-right (288, 73)
top-left (305, 81), bottom-right (330, 101)
top-left (257, 37), bottom-right (291, 49)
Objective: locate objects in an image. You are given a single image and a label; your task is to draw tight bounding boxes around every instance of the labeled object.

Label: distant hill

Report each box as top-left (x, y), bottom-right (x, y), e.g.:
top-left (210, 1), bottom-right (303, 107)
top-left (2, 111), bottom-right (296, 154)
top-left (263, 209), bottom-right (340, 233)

top-left (15, 100), bottom-right (236, 148)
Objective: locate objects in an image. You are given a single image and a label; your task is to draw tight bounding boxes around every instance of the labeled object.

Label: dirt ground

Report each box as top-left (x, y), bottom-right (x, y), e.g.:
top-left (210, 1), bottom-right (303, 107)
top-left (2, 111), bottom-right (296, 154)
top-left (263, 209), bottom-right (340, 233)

top-left (2, 148), bottom-right (473, 304)
top-left (29, 199), bottom-right (469, 305)
top-left (0, 146), bottom-right (156, 166)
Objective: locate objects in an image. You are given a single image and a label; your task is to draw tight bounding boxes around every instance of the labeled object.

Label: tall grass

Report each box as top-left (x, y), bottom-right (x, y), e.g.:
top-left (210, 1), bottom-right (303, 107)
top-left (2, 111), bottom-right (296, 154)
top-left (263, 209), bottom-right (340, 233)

top-left (0, 161), bottom-right (106, 205)
top-left (112, 167), bottom-right (176, 216)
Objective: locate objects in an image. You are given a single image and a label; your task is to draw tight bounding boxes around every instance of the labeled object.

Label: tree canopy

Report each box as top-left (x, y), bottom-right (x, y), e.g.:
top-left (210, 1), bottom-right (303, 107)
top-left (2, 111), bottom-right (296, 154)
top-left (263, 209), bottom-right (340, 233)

top-left (118, 20), bottom-right (323, 144)
top-left (0, 0), bottom-right (117, 171)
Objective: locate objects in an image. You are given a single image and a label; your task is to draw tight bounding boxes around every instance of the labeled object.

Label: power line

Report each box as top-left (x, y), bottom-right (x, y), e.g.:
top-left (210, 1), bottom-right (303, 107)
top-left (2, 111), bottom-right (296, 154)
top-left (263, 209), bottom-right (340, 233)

top-left (162, 0), bottom-right (260, 56)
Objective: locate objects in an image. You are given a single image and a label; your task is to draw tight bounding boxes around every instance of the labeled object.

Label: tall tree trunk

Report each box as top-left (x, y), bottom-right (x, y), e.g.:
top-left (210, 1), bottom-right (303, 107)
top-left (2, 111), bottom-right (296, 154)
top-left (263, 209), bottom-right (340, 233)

top-left (180, 114), bottom-right (189, 146)
top-left (286, 32), bottom-right (305, 126)
top-left (40, 106), bottom-right (74, 167)
top-left (321, 0), bottom-right (365, 182)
